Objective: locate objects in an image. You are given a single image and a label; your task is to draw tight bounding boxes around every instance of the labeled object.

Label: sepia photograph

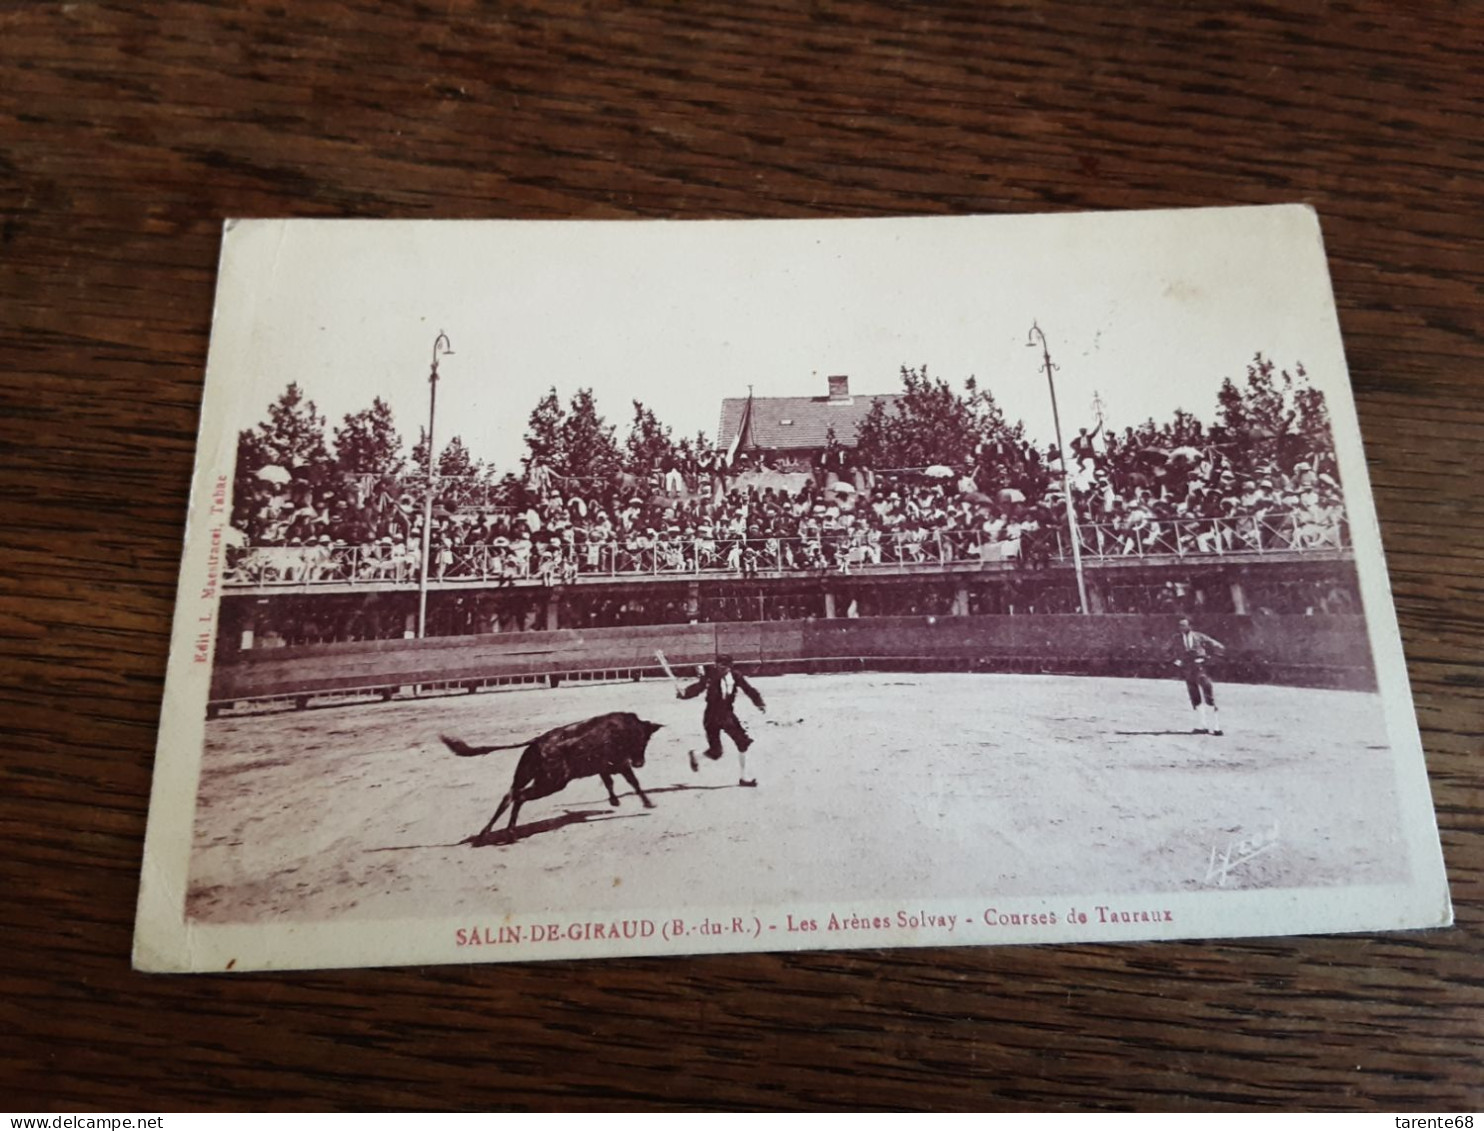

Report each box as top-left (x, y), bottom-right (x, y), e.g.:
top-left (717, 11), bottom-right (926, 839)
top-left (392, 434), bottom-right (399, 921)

top-left (134, 206), bottom-right (1450, 972)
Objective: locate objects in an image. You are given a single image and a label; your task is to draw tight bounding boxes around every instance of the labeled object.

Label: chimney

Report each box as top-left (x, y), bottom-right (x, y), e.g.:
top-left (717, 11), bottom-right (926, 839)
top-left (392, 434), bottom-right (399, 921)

top-left (827, 374), bottom-right (851, 402)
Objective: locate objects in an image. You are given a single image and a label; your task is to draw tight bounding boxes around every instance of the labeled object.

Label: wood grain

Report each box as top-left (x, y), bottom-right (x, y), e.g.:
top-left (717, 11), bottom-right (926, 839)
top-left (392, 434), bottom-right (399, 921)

top-left (2, 0), bottom-right (1480, 1112)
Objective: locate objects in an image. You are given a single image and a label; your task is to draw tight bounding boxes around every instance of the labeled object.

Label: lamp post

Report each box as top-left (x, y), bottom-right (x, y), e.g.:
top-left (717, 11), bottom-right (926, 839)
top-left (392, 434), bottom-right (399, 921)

top-left (417, 331), bottom-right (454, 639)
top-left (1027, 321), bottom-right (1090, 615)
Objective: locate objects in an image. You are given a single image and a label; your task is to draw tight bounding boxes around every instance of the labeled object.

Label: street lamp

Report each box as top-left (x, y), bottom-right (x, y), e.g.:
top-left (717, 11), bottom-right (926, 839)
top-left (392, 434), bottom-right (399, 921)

top-left (417, 331), bottom-right (454, 639)
top-left (1027, 321), bottom-right (1090, 615)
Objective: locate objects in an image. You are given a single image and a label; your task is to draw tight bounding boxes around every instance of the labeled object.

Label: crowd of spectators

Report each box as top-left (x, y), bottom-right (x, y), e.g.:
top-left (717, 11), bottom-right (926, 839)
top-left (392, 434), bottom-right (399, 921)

top-left (227, 419), bottom-right (1349, 588)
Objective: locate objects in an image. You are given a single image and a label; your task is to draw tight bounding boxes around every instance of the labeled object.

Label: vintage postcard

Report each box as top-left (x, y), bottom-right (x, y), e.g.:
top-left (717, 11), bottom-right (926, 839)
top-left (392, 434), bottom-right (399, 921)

top-left (134, 206), bottom-right (1452, 972)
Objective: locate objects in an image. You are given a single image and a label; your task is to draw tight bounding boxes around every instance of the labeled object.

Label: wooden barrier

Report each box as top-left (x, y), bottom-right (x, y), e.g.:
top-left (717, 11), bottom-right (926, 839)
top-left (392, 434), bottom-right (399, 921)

top-left (209, 614), bottom-right (1377, 707)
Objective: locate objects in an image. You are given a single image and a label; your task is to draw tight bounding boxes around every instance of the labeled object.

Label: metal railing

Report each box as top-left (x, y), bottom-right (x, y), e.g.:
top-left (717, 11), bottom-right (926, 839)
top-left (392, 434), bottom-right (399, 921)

top-left (1062, 511), bottom-right (1349, 561)
top-left (223, 511), bottom-right (1348, 589)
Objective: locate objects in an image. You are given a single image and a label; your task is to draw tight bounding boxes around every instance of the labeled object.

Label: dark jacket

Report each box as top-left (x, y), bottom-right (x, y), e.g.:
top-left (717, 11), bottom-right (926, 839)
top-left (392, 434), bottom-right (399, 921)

top-left (680, 664), bottom-right (765, 714)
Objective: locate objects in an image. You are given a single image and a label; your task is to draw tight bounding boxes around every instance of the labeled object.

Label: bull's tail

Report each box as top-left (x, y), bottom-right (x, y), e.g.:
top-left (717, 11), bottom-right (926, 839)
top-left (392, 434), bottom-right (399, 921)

top-left (440, 734), bottom-right (529, 758)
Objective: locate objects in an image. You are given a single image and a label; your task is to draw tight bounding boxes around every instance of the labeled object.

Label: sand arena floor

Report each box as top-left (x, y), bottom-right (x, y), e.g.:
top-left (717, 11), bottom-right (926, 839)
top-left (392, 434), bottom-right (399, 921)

top-left (185, 672), bottom-right (1406, 925)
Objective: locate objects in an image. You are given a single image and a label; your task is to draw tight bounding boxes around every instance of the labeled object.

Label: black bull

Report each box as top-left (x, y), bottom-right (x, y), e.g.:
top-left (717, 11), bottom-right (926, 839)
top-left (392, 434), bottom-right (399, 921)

top-left (441, 712), bottom-right (663, 840)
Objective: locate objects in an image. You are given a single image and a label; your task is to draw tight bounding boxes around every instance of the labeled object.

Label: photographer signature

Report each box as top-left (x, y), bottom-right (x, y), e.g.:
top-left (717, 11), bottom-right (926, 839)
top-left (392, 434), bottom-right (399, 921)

top-left (1204, 823), bottom-right (1280, 887)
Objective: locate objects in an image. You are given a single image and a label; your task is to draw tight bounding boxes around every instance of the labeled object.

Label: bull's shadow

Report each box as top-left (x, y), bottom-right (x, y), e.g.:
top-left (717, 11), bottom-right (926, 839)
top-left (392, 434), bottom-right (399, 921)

top-left (462, 781), bottom-right (739, 846)
top-left (464, 807), bottom-right (649, 848)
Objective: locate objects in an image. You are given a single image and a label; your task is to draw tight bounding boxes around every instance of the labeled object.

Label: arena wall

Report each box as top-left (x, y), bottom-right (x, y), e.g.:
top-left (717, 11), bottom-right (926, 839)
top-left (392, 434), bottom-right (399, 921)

top-left (208, 613), bottom-right (1377, 708)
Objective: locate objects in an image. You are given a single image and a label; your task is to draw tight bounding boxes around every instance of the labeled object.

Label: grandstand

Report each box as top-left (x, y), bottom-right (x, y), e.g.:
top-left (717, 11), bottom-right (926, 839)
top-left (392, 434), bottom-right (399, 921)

top-left (209, 364), bottom-right (1368, 710)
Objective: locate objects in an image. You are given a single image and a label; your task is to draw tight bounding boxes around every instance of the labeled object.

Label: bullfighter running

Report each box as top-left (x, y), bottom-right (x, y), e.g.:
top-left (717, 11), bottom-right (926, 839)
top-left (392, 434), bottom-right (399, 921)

top-left (678, 654), bottom-right (767, 787)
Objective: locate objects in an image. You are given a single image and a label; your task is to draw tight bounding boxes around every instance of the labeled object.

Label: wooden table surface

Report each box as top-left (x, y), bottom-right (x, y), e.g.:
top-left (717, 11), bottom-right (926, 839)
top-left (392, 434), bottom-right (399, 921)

top-left (3, 1), bottom-right (1480, 1112)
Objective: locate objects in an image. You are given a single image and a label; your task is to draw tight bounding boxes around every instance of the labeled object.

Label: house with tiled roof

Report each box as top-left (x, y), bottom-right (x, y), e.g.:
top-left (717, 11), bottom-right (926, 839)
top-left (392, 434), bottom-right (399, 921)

top-left (716, 375), bottom-right (900, 463)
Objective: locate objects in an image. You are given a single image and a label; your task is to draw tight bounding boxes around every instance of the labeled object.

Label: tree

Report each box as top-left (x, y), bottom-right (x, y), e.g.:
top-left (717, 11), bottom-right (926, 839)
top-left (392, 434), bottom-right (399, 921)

top-left (557, 388), bottom-right (623, 484)
top-left (519, 386), bottom-right (624, 485)
top-left (231, 426), bottom-right (272, 533)
top-left (1293, 376), bottom-right (1332, 444)
top-left (1215, 353), bottom-right (1329, 457)
top-left (523, 387), bottom-right (565, 469)
top-left (855, 366), bottom-right (1015, 469)
top-left (231, 383), bottom-right (333, 541)
top-left (1216, 376), bottom-right (1249, 438)
top-left (411, 428), bottom-right (482, 478)
top-left (249, 382), bottom-right (333, 471)
top-left (964, 374), bottom-right (1022, 451)
top-left (437, 435), bottom-right (480, 478)
top-left (1242, 354), bottom-right (1295, 439)
top-left (235, 425), bottom-right (270, 481)
top-left (625, 400), bottom-right (677, 477)
top-left (334, 397), bottom-right (404, 477)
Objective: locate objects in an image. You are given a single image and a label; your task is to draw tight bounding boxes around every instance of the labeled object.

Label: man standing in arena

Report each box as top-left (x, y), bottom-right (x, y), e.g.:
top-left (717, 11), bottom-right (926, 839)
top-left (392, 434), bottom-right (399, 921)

top-left (679, 654), bottom-right (766, 786)
top-left (1170, 615), bottom-right (1226, 735)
